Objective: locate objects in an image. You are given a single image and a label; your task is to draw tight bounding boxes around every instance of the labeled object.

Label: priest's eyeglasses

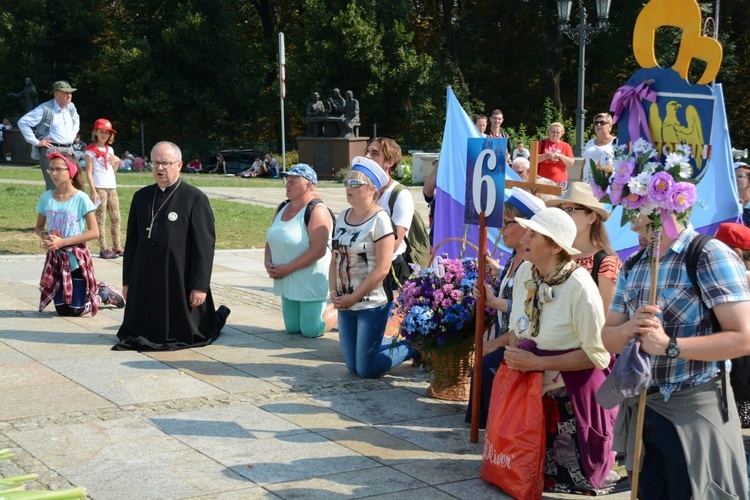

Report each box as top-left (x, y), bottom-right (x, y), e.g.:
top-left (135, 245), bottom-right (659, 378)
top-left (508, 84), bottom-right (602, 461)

top-left (152, 160), bottom-right (179, 169)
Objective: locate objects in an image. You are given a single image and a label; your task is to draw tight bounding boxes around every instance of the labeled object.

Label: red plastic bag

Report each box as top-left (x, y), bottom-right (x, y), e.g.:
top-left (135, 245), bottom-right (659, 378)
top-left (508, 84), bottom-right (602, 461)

top-left (481, 361), bottom-right (545, 500)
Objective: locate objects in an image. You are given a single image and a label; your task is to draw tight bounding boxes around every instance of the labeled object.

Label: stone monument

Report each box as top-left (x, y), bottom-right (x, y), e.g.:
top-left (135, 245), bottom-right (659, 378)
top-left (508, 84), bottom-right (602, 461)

top-left (299, 87), bottom-right (368, 179)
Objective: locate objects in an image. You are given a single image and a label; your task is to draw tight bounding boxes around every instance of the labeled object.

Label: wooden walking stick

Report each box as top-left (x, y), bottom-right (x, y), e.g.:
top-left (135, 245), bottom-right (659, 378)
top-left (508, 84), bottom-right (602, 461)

top-left (630, 229), bottom-right (662, 499)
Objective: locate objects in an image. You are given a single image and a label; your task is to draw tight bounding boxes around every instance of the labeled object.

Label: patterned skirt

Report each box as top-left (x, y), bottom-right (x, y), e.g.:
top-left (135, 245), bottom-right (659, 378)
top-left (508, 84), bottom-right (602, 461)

top-left (542, 387), bottom-right (621, 495)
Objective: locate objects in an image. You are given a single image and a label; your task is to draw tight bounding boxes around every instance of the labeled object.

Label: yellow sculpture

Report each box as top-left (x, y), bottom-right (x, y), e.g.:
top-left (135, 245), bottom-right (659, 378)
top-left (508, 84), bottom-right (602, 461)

top-left (632, 0), bottom-right (722, 85)
top-left (649, 100), bottom-right (705, 171)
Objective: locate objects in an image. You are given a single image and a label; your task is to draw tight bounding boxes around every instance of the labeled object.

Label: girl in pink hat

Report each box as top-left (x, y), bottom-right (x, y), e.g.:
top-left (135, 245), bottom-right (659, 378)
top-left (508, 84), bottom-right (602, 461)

top-left (35, 152), bottom-right (124, 316)
top-left (84, 118), bottom-right (123, 259)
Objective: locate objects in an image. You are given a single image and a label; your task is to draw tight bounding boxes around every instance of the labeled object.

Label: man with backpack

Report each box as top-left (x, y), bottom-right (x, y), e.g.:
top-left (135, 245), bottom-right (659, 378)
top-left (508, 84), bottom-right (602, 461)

top-left (601, 213), bottom-right (750, 498)
top-left (362, 138), bottom-right (429, 299)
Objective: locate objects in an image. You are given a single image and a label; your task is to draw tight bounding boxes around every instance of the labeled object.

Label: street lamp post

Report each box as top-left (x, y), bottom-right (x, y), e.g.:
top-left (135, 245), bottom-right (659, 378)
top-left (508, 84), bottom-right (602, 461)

top-left (556, 0), bottom-right (611, 157)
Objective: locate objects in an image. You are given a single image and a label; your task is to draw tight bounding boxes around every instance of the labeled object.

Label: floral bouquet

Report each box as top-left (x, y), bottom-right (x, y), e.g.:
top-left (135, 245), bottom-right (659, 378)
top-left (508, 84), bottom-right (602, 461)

top-left (588, 138), bottom-right (698, 237)
top-left (392, 256), bottom-right (497, 352)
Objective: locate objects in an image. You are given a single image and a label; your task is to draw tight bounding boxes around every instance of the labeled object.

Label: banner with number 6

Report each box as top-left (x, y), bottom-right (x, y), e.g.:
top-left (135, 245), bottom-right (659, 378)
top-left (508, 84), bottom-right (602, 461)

top-left (464, 138), bottom-right (507, 228)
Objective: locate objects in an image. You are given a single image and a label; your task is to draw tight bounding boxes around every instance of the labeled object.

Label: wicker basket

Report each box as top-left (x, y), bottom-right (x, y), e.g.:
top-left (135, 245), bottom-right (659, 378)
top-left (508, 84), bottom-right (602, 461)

top-left (424, 336), bottom-right (475, 401)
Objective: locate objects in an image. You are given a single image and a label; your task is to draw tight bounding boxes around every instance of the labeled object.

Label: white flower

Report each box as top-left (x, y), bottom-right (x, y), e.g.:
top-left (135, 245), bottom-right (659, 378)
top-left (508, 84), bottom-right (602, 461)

top-left (643, 161), bottom-right (660, 174)
top-left (628, 171), bottom-right (652, 196)
top-left (664, 152), bottom-right (683, 168)
top-left (675, 143), bottom-right (692, 156)
top-left (631, 138), bottom-right (652, 155)
top-left (679, 162), bottom-right (692, 179)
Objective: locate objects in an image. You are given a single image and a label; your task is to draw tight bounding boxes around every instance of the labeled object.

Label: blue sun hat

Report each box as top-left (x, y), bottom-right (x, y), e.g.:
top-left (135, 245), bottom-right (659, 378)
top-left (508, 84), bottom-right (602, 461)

top-left (351, 156), bottom-right (389, 189)
top-left (287, 163), bottom-right (317, 186)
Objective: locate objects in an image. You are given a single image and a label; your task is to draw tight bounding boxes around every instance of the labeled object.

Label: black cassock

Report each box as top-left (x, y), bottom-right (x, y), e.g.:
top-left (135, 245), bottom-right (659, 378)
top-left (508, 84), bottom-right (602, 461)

top-left (114, 180), bottom-right (224, 350)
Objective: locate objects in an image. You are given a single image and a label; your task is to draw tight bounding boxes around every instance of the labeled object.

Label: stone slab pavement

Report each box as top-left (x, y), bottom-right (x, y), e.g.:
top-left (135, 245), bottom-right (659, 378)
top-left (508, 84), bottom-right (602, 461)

top-left (0, 179), bottom-right (632, 499)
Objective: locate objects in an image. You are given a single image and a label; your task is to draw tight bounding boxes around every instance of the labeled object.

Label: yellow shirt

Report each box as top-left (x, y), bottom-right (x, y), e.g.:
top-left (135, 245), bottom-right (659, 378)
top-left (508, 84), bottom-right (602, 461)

top-left (509, 262), bottom-right (609, 392)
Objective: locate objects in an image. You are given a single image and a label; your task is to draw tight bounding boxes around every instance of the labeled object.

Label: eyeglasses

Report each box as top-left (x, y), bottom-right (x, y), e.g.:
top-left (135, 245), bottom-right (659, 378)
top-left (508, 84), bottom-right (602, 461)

top-left (152, 160), bottom-right (179, 169)
top-left (561, 206), bottom-right (582, 215)
top-left (736, 174), bottom-right (748, 180)
top-left (344, 179), bottom-right (368, 188)
top-left (47, 167), bottom-right (69, 174)
top-left (502, 219), bottom-right (518, 230)
top-left (594, 120), bottom-right (611, 126)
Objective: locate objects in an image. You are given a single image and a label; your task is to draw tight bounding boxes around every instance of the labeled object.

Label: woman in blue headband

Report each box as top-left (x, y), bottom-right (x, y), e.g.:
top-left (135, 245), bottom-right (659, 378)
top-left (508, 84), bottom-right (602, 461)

top-left (329, 159), bottom-right (415, 377)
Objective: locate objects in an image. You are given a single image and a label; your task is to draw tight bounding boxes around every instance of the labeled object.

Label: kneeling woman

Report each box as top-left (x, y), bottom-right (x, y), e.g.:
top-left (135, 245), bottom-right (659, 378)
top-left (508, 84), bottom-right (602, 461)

top-left (330, 157), bottom-right (413, 378)
top-left (501, 208), bottom-right (618, 494)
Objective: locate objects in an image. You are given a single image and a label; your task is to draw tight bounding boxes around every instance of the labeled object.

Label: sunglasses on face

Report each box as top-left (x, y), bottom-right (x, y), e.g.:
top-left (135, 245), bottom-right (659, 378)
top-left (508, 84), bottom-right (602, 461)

top-left (594, 120), bottom-right (611, 126)
top-left (344, 179), bottom-right (368, 188)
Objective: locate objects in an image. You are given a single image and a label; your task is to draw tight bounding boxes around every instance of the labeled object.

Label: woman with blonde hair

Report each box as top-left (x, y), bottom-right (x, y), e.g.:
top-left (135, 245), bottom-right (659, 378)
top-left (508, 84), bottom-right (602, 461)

top-left (330, 156), bottom-right (414, 377)
top-left (582, 112), bottom-right (617, 184)
top-left (538, 122), bottom-right (574, 188)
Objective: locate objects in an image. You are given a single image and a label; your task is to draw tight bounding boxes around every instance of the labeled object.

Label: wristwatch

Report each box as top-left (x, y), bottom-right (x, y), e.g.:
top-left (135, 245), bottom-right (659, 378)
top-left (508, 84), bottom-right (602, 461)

top-left (666, 338), bottom-right (680, 358)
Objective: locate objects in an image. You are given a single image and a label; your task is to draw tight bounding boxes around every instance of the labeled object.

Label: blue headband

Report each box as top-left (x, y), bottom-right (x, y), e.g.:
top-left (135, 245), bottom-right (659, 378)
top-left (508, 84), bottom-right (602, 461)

top-left (352, 164), bottom-right (381, 189)
top-left (507, 195), bottom-right (536, 219)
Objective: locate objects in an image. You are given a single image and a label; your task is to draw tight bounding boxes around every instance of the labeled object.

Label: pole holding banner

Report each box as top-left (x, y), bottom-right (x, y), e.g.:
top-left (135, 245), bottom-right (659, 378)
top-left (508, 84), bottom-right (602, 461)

top-left (465, 137), bottom-right (506, 443)
top-left (278, 32), bottom-right (287, 175)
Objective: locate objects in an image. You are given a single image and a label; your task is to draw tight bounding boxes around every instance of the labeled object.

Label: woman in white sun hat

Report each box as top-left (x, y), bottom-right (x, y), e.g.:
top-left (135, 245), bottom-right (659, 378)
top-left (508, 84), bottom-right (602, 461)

top-left (489, 207), bottom-right (620, 494)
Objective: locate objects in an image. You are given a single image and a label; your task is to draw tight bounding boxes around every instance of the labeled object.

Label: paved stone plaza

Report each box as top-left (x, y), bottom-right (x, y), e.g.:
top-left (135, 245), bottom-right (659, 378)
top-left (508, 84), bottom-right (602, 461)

top-left (0, 182), bottom-right (631, 499)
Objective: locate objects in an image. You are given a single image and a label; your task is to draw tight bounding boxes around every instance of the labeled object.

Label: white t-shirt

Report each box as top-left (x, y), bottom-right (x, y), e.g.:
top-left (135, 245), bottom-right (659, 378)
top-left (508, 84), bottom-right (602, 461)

top-left (582, 138), bottom-right (616, 184)
top-left (332, 209), bottom-right (394, 310)
top-left (85, 145), bottom-right (117, 189)
top-left (377, 181), bottom-right (414, 259)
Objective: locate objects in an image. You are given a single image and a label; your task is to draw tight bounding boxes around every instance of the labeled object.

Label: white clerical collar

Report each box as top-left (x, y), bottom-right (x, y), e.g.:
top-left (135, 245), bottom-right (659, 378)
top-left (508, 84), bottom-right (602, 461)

top-left (159, 179), bottom-right (180, 192)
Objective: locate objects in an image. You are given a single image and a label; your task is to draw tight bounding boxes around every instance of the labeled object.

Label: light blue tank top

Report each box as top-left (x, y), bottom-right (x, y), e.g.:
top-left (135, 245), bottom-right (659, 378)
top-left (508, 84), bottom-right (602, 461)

top-left (266, 204), bottom-right (331, 301)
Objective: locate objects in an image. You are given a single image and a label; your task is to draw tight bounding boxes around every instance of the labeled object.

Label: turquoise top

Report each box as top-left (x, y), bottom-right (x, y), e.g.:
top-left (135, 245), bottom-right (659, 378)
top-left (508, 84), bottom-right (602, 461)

top-left (36, 190), bottom-right (95, 271)
top-left (266, 203), bottom-right (331, 301)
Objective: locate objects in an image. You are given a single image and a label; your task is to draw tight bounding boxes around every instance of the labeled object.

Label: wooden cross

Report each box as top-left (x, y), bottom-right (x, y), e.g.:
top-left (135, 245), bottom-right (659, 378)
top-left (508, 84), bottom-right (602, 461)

top-left (505, 140), bottom-right (564, 197)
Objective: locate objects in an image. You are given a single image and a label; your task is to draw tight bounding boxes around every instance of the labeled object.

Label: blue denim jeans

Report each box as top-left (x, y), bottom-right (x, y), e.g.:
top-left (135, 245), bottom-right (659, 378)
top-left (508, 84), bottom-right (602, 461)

top-left (338, 303), bottom-right (413, 378)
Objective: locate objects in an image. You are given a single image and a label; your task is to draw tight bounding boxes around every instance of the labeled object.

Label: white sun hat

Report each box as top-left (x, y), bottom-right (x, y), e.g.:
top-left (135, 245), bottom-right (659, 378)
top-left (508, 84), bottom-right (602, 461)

top-left (515, 207), bottom-right (581, 255)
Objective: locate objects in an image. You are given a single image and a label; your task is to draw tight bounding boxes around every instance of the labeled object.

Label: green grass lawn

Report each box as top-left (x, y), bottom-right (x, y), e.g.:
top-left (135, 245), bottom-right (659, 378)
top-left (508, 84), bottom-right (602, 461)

top-left (0, 165), bottom-right (276, 255)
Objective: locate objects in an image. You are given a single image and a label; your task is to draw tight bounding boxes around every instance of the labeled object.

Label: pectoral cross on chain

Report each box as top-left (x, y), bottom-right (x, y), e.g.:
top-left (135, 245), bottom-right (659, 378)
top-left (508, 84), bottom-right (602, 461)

top-left (146, 224), bottom-right (153, 238)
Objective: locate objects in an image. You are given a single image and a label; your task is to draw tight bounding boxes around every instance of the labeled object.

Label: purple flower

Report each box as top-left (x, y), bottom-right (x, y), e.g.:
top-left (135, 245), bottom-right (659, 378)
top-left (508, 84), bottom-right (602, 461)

top-left (610, 181), bottom-right (625, 205)
top-left (648, 172), bottom-right (674, 204)
top-left (590, 182), bottom-right (608, 200)
top-left (621, 192), bottom-right (648, 210)
top-left (667, 182), bottom-right (697, 212)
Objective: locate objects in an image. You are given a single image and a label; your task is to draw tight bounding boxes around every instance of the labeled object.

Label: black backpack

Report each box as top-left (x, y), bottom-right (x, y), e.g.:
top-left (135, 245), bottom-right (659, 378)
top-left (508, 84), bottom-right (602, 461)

top-left (277, 198), bottom-right (336, 237)
top-left (624, 234), bottom-right (747, 421)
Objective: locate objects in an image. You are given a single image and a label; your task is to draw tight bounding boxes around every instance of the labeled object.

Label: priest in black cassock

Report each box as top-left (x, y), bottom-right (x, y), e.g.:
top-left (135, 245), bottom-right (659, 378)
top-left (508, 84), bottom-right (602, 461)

top-left (113, 141), bottom-right (229, 351)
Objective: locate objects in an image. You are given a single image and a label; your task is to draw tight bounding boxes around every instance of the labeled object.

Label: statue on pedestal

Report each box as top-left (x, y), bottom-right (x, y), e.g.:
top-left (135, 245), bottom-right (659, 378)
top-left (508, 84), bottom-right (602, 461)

top-left (304, 87), bottom-right (362, 138)
top-left (7, 78), bottom-right (39, 113)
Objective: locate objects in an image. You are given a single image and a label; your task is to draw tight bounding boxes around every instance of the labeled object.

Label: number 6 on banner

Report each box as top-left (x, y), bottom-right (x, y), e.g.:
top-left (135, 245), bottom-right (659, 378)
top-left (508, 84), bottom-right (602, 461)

top-left (472, 149), bottom-right (498, 216)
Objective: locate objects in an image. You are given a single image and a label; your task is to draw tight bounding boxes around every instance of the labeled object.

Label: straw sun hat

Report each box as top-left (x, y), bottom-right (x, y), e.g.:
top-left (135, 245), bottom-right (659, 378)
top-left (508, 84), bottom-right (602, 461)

top-left (545, 181), bottom-right (611, 221)
top-left (515, 207), bottom-right (581, 256)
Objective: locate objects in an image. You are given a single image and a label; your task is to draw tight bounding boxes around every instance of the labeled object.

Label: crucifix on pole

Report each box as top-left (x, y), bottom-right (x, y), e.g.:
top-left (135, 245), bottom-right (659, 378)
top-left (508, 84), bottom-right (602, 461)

top-left (505, 141), bottom-right (565, 197)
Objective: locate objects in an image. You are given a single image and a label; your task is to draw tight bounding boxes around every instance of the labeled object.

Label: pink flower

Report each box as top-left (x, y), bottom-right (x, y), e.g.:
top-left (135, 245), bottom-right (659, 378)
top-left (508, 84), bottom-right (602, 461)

top-left (621, 192), bottom-right (648, 210)
top-left (648, 172), bottom-right (674, 204)
top-left (667, 182), bottom-right (697, 212)
top-left (610, 181), bottom-right (625, 205)
top-left (590, 182), bottom-right (608, 200)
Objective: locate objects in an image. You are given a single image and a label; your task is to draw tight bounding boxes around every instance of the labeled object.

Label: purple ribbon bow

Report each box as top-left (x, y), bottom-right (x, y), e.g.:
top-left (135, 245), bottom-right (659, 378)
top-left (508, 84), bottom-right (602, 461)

top-left (610, 81), bottom-right (657, 145)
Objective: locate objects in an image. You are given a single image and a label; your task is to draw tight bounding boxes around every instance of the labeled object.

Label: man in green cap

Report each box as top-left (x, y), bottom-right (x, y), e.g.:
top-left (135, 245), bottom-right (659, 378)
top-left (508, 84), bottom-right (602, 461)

top-left (17, 80), bottom-right (80, 190)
